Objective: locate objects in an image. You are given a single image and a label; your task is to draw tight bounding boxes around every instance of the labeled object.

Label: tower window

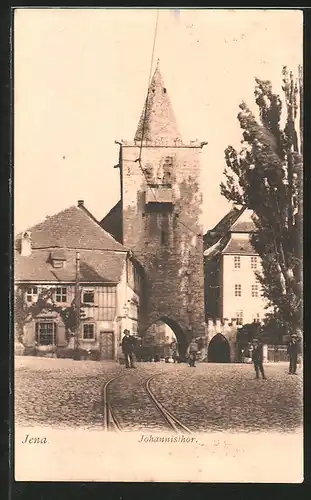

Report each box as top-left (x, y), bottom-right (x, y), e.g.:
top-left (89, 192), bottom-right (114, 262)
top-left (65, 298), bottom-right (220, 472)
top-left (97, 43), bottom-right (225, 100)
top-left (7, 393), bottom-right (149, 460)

top-left (161, 213), bottom-right (169, 246)
top-left (161, 228), bottom-right (168, 245)
top-left (163, 88), bottom-right (167, 93)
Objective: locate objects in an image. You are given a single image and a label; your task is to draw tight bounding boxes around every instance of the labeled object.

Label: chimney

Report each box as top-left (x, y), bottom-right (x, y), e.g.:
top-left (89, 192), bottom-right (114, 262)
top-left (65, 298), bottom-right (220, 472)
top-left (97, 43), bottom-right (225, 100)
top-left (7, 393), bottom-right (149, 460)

top-left (21, 231), bottom-right (32, 256)
top-left (78, 200), bottom-right (84, 208)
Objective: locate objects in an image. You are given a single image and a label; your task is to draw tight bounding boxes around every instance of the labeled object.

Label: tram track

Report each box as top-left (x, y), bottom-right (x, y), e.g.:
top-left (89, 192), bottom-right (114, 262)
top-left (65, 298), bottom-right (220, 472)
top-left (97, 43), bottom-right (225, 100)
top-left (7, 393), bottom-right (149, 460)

top-left (145, 374), bottom-right (193, 434)
top-left (102, 371), bottom-right (193, 434)
top-left (102, 374), bottom-right (123, 431)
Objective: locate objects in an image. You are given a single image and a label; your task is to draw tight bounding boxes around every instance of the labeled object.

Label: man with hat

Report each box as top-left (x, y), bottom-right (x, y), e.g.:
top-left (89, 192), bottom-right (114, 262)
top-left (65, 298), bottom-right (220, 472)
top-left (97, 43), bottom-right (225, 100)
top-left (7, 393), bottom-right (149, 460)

top-left (287, 333), bottom-right (299, 375)
top-left (252, 338), bottom-right (267, 380)
top-left (121, 329), bottom-right (136, 369)
top-left (187, 338), bottom-right (199, 368)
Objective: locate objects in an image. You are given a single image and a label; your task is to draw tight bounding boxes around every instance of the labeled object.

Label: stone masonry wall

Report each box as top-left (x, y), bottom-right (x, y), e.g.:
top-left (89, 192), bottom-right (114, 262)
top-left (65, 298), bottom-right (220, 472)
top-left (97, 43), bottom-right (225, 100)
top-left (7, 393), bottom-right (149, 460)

top-left (120, 142), bottom-right (206, 352)
top-left (206, 318), bottom-right (239, 362)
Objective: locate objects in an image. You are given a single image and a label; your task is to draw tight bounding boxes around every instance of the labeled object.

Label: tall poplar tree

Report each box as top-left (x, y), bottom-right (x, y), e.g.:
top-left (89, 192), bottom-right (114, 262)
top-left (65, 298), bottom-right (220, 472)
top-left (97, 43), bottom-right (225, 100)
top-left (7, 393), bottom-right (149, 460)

top-left (220, 66), bottom-right (303, 334)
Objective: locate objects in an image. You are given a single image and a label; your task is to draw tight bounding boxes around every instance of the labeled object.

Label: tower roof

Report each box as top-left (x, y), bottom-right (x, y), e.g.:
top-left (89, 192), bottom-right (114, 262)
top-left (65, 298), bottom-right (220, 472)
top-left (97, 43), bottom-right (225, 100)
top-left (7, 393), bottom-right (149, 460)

top-left (134, 62), bottom-right (182, 143)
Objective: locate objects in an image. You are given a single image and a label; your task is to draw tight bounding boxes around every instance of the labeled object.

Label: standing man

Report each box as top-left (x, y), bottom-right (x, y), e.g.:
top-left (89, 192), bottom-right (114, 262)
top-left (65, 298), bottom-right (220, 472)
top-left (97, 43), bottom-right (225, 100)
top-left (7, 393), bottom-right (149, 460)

top-left (187, 339), bottom-right (199, 368)
top-left (287, 334), bottom-right (299, 375)
top-left (252, 338), bottom-right (267, 380)
top-left (121, 329), bottom-right (136, 369)
top-left (171, 340), bottom-right (178, 363)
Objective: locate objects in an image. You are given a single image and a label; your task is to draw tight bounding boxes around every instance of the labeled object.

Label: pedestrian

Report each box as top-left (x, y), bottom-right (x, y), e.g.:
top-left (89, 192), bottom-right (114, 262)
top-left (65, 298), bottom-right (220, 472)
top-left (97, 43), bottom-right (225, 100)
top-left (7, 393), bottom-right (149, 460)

top-left (187, 339), bottom-right (199, 368)
top-left (252, 338), bottom-right (267, 380)
top-left (171, 341), bottom-right (178, 363)
top-left (164, 343), bottom-right (170, 363)
top-left (287, 334), bottom-right (299, 375)
top-left (121, 329), bottom-right (136, 369)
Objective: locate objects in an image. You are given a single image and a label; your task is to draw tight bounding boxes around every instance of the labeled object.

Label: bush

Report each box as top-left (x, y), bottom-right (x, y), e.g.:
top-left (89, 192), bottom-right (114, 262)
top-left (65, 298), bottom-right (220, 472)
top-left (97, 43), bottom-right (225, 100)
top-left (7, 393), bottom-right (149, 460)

top-left (23, 346), bottom-right (37, 356)
top-left (88, 350), bottom-right (100, 361)
top-left (56, 347), bottom-right (94, 360)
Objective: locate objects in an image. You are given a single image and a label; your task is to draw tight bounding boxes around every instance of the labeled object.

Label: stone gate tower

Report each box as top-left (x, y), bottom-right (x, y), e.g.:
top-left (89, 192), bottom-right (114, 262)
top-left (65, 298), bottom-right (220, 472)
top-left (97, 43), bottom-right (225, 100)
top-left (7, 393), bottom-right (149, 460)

top-left (117, 63), bottom-right (206, 354)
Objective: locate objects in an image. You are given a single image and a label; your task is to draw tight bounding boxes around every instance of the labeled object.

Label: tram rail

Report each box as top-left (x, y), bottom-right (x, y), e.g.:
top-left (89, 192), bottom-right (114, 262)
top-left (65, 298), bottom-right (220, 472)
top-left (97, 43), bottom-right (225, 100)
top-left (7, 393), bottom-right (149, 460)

top-left (102, 374), bottom-right (123, 431)
top-left (145, 374), bottom-right (193, 434)
top-left (102, 371), bottom-right (193, 434)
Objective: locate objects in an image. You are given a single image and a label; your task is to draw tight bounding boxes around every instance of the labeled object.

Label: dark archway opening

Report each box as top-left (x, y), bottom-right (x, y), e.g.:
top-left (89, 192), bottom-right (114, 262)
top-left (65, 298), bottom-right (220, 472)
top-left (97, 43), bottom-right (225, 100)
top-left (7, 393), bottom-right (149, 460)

top-left (139, 316), bottom-right (188, 362)
top-left (208, 333), bottom-right (230, 363)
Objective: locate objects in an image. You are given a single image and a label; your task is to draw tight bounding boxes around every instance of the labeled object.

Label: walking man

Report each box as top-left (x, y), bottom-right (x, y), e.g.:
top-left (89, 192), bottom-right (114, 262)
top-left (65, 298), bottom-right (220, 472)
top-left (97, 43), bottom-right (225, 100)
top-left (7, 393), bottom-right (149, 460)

top-left (252, 338), bottom-right (267, 380)
top-left (287, 333), bottom-right (299, 375)
top-left (121, 329), bottom-right (136, 369)
top-left (187, 339), bottom-right (199, 368)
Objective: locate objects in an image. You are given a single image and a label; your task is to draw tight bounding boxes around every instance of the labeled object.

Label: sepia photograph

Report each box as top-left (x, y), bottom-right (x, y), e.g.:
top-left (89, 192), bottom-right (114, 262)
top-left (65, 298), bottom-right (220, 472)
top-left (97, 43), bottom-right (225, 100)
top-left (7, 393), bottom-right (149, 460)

top-left (13, 8), bottom-right (303, 483)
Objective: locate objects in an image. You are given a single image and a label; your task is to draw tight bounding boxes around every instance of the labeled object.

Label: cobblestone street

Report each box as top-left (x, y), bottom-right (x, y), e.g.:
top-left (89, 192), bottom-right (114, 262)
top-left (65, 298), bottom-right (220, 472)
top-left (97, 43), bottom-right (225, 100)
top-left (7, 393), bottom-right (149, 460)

top-left (15, 357), bottom-right (303, 433)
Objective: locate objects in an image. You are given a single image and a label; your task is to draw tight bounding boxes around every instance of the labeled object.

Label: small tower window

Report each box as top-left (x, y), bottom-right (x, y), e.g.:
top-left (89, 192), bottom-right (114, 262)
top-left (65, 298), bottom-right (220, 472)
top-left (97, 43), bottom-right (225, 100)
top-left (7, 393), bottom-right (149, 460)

top-left (163, 87), bottom-right (167, 94)
top-left (160, 213), bottom-right (169, 246)
top-left (161, 228), bottom-right (168, 246)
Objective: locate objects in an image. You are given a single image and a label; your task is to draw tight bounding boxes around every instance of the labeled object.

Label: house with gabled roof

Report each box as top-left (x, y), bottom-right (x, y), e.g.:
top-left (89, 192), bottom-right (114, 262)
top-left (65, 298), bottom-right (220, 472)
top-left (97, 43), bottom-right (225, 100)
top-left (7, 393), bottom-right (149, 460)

top-left (204, 206), bottom-right (268, 326)
top-left (14, 200), bottom-right (143, 360)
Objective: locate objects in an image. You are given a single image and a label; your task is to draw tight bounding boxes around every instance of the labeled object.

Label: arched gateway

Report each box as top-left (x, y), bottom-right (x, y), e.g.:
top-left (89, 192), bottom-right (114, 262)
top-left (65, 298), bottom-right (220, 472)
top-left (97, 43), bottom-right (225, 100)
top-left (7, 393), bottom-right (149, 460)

top-left (142, 316), bottom-right (189, 359)
top-left (208, 333), bottom-right (231, 363)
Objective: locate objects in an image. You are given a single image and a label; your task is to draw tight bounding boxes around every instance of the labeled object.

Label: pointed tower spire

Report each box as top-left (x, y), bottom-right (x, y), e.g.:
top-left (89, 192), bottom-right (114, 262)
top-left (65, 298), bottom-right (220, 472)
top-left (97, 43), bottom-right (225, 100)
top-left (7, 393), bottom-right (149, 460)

top-left (134, 63), bottom-right (182, 143)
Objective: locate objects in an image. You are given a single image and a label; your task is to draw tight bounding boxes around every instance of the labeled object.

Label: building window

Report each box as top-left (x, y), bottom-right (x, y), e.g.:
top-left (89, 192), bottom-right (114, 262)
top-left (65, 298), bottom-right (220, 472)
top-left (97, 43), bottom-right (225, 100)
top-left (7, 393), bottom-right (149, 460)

top-left (82, 323), bottom-right (95, 340)
top-left (102, 286), bottom-right (117, 321)
top-left (132, 321), bottom-right (138, 335)
top-left (127, 259), bottom-right (142, 293)
top-left (234, 284), bottom-right (242, 297)
top-left (253, 313), bottom-right (260, 323)
top-left (234, 256), bottom-right (241, 269)
top-left (55, 287), bottom-right (67, 303)
top-left (236, 310), bottom-right (243, 325)
top-left (83, 290), bottom-right (95, 304)
top-left (251, 285), bottom-right (259, 297)
top-left (129, 302), bottom-right (138, 320)
top-left (251, 256), bottom-right (258, 269)
top-left (26, 286), bottom-right (39, 303)
top-left (35, 322), bottom-right (57, 345)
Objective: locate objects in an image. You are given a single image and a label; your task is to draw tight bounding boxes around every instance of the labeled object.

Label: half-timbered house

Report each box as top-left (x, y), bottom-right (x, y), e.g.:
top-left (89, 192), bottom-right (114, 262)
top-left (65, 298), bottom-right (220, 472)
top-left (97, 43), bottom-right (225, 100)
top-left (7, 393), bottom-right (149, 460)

top-left (14, 200), bottom-right (143, 360)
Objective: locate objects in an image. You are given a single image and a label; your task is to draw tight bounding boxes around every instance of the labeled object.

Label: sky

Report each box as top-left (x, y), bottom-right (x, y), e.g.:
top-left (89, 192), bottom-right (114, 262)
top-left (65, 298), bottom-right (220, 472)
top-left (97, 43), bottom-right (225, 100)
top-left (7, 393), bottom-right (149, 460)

top-left (14, 8), bottom-right (303, 235)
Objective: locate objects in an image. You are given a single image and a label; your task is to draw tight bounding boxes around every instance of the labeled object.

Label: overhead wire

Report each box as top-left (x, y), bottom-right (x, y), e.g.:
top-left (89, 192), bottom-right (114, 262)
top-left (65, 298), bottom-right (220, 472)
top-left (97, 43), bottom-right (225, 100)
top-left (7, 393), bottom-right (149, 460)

top-left (134, 9), bottom-right (204, 241)
top-left (135, 9), bottom-right (159, 201)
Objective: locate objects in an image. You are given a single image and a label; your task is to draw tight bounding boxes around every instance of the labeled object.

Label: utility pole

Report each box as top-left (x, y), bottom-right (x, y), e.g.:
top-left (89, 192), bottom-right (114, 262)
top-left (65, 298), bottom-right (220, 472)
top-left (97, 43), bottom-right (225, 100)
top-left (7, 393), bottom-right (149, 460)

top-left (74, 251), bottom-right (81, 356)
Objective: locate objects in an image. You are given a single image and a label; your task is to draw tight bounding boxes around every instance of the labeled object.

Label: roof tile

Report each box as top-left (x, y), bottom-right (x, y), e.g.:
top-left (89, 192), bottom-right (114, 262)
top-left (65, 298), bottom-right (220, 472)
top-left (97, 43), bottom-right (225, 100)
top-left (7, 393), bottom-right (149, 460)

top-left (222, 238), bottom-right (257, 255)
top-left (15, 205), bottom-right (127, 252)
top-left (15, 249), bottom-right (126, 283)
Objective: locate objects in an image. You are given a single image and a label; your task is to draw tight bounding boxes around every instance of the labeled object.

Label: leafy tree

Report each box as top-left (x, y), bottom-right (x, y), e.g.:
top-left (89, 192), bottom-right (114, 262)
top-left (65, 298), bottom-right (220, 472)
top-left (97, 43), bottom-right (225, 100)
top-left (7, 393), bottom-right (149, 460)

top-left (220, 66), bottom-right (303, 334)
top-left (15, 286), bottom-right (94, 346)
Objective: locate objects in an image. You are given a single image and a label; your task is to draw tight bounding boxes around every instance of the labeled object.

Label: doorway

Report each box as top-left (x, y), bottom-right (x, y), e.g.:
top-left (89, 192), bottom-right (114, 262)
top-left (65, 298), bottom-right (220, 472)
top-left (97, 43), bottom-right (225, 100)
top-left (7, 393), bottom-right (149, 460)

top-left (99, 331), bottom-right (115, 360)
top-left (208, 333), bottom-right (230, 363)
